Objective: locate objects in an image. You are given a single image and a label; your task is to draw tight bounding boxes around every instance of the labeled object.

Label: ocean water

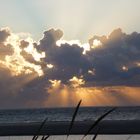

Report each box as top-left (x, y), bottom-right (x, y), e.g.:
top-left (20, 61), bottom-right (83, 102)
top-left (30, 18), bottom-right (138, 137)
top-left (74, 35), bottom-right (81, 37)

top-left (0, 106), bottom-right (140, 124)
top-left (0, 106), bottom-right (140, 140)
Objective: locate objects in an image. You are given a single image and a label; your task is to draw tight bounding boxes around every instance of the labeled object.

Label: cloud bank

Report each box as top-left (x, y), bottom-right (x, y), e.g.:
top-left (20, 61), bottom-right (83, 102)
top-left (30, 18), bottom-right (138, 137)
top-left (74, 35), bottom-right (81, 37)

top-left (0, 27), bottom-right (140, 108)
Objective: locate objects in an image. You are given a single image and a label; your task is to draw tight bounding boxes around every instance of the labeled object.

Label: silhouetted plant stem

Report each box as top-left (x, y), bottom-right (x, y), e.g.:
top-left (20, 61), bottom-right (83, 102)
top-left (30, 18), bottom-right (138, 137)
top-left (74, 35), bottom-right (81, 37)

top-left (67, 99), bottom-right (82, 139)
top-left (81, 107), bottom-right (116, 140)
top-left (32, 117), bottom-right (48, 140)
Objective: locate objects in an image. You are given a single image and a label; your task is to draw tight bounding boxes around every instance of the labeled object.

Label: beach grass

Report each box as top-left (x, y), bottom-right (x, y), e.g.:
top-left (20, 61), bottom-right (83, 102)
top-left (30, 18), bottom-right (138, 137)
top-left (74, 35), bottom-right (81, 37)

top-left (31, 100), bottom-right (116, 140)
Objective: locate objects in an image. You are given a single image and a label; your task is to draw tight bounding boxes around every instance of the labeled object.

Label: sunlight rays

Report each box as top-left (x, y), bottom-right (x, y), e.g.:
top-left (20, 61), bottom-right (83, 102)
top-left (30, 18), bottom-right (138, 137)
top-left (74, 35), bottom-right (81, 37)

top-left (46, 78), bottom-right (140, 107)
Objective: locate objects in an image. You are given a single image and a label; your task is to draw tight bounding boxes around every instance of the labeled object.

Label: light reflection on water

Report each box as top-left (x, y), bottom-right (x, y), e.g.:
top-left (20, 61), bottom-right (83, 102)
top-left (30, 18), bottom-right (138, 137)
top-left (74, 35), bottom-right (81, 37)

top-left (0, 135), bottom-right (140, 140)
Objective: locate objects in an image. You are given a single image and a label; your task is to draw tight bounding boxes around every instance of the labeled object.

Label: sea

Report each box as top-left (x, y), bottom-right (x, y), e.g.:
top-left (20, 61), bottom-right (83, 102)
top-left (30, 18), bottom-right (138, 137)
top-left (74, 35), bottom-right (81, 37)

top-left (0, 106), bottom-right (140, 140)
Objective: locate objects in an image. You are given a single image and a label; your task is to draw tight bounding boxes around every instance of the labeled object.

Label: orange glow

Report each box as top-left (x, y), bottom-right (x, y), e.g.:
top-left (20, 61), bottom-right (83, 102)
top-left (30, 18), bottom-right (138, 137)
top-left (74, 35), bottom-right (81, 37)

top-left (45, 83), bottom-right (140, 107)
top-left (69, 76), bottom-right (85, 88)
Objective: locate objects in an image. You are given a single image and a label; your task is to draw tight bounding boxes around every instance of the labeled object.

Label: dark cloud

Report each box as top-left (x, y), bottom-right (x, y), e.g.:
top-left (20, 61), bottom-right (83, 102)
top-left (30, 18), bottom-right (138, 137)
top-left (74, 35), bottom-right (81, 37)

top-left (44, 43), bottom-right (92, 83)
top-left (19, 40), bottom-right (41, 65)
top-left (0, 44), bottom-right (14, 60)
top-left (16, 76), bottom-right (49, 108)
top-left (20, 50), bottom-right (36, 63)
top-left (0, 29), bottom-right (13, 59)
top-left (39, 28), bottom-right (63, 52)
top-left (85, 28), bottom-right (140, 86)
top-left (0, 28), bottom-right (10, 43)
top-left (19, 40), bottom-right (29, 49)
top-left (0, 27), bottom-right (140, 108)
top-left (38, 29), bottom-right (92, 83)
top-left (37, 28), bottom-right (140, 86)
top-left (0, 29), bottom-right (49, 109)
top-left (0, 65), bottom-right (49, 109)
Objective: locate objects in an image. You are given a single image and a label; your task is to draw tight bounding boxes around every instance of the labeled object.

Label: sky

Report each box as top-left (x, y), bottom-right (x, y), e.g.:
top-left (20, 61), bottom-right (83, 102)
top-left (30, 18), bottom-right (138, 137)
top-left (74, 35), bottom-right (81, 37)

top-left (0, 0), bottom-right (140, 42)
top-left (0, 0), bottom-right (140, 109)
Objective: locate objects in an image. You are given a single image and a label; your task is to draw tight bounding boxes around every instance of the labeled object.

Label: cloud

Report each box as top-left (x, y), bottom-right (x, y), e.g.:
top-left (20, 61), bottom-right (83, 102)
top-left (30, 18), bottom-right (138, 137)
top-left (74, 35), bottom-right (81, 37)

top-left (85, 28), bottom-right (140, 86)
top-left (0, 29), bottom-right (45, 76)
top-left (0, 64), bottom-right (50, 108)
top-left (38, 28), bottom-right (140, 87)
top-left (0, 27), bottom-right (140, 108)
top-left (0, 28), bottom-right (10, 43)
top-left (38, 29), bottom-right (92, 83)
top-left (0, 28), bottom-right (14, 59)
top-left (0, 28), bottom-right (49, 108)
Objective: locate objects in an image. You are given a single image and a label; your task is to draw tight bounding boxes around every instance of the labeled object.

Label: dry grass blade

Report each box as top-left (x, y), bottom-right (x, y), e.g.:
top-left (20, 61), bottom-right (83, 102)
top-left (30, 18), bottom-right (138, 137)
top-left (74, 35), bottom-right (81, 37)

top-left (126, 135), bottom-right (133, 140)
top-left (81, 107), bottom-right (116, 140)
top-left (32, 117), bottom-right (48, 140)
top-left (32, 136), bottom-right (38, 140)
top-left (92, 127), bottom-right (100, 140)
top-left (41, 135), bottom-right (50, 140)
top-left (67, 99), bottom-right (82, 137)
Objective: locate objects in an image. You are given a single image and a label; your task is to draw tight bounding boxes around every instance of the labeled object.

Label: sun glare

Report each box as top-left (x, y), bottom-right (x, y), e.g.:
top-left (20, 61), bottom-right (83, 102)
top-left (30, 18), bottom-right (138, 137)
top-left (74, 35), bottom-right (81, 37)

top-left (91, 39), bottom-right (102, 49)
top-left (69, 76), bottom-right (85, 88)
top-left (0, 30), bottom-right (45, 76)
top-left (24, 38), bottom-right (45, 62)
top-left (122, 66), bottom-right (128, 71)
